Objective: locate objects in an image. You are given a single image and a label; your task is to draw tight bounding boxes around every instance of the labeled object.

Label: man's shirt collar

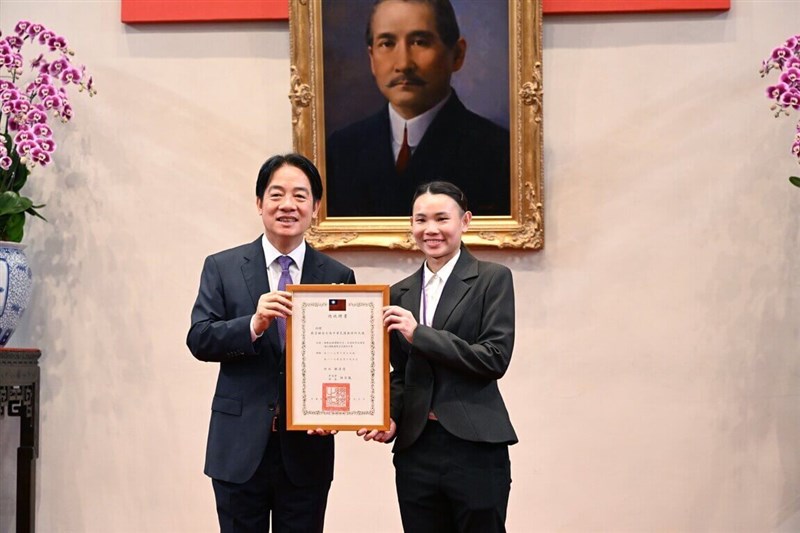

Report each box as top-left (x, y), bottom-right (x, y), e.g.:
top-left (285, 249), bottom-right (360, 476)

top-left (261, 235), bottom-right (306, 273)
top-left (389, 91), bottom-right (452, 152)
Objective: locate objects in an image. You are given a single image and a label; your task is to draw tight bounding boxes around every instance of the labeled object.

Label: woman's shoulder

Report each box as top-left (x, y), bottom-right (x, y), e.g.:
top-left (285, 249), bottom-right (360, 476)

top-left (472, 257), bottom-right (513, 282)
top-left (457, 248), bottom-right (511, 277)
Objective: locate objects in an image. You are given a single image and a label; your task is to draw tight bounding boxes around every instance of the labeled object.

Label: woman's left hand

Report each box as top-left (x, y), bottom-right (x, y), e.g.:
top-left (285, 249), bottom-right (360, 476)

top-left (356, 419), bottom-right (397, 443)
top-left (383, 305), bottom-right (418, 343)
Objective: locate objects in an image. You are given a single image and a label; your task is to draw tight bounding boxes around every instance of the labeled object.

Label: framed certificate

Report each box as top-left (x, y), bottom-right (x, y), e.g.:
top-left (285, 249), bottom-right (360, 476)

top-left (286, 284), bottom-right (390, 431)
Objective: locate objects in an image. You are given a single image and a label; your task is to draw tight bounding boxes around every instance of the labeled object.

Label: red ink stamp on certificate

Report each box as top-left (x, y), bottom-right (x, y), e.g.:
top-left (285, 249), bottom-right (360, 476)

top-left (322, 383), bottom-right (350, 412)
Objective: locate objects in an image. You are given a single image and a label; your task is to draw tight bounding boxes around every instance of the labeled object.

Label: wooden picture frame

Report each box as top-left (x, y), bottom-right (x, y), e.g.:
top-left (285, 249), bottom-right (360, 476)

top-left (286, 284), bottom-right (390, 431)
top-left (289, 0), bottom-right (544, 250)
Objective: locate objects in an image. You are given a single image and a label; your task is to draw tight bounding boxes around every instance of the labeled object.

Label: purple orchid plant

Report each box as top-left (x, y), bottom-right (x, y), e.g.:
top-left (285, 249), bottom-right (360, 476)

top-left (0, 20), bottom-right (96, 242)
top-left (761, 35), bottom-right (800, 188)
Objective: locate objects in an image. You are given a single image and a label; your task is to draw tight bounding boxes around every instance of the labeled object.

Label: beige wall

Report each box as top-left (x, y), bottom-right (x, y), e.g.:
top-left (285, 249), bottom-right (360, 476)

top-left (1, 0), bottom-right (799, 531)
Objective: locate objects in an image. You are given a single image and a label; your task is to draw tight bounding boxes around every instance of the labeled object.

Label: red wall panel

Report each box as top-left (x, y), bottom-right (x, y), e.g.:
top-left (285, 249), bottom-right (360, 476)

top-left (121, 1), bottom-right (288, 23)
top-left (120, 0), bottom-right (729, 24)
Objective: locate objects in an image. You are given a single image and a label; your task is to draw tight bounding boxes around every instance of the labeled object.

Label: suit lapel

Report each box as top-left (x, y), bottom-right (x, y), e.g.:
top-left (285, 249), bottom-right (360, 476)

top-left (431, 246), bottom-right (478, 330)
top-left (399, 265), bottom-right (424, 324)
top-left (374, 108), bottom-right (398, 179)
top-left (408, 92), bottom-right (465, 177)
top-left (241, 237), bottom-right (283, 353)
top-left (241, 238), bottom-right (270, 307)
top-left (372, 109), bottom-right (415, 209)
top-left (300, 245), bottom-right (324, 284)
top-left (397, 266), bottom-right (429, 374)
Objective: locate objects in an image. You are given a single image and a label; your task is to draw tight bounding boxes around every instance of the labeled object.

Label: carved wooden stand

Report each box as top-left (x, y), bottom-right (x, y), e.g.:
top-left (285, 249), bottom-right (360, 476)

top-left (0, 348), bottom-right (41, 533)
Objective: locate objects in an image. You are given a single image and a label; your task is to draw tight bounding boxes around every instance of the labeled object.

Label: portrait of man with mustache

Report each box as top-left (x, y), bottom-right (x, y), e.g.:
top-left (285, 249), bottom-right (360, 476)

top-left (325, 0), bottom-right (510, 218)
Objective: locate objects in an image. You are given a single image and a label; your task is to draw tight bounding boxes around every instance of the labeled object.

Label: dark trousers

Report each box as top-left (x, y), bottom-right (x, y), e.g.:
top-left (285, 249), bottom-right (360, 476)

top-left (212, 433), bottom-right (330, 533)
top-left (393, 420), bottom-right (511, 533)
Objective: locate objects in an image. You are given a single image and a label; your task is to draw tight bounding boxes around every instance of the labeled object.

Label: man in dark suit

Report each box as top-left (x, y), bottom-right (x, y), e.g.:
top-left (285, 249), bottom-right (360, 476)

top-left (325, 0), bottom-right (510, 217)
top-left (187, 153), bottom-right (356, 532)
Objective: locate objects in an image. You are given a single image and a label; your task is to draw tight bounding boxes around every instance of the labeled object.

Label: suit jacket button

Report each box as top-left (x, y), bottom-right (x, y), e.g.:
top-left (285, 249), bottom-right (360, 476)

top-left (269, 403), bottom-right (276, 411)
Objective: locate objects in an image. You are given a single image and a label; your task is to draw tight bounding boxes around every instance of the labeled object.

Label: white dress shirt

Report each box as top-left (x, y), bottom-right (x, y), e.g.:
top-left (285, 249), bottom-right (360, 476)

top-left (420, 249), bottom-right (461, 327)
top-left (421, 250), bottom-right (460, 420)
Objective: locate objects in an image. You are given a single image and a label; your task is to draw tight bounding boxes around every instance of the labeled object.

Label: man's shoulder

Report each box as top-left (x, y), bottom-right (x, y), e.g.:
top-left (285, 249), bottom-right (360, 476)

top-left (446, 96), bottom-right (509, 138)
top-left (306, 245), bottom-right (354, 275)
top-left (462, 107), bottom-right (509, 137)
top-left (206, 239), bottom-right (261, 262)
top-left (327, 107), bottom-right (387, 146)
top-left (315, 250), bottom-right (352, 272)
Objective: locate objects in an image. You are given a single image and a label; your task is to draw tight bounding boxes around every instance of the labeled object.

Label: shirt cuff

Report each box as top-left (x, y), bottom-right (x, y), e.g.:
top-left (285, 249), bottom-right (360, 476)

top-left (250, 315), bottom-right (264, 343)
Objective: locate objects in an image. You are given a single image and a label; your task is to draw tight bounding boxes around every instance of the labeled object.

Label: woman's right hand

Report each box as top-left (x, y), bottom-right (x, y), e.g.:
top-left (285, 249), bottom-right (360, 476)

top-left (382, 305), bottom-right (418, 343)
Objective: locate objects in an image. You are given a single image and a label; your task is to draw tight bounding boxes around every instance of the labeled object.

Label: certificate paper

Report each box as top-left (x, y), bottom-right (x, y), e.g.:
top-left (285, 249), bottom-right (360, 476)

top-left (286, 284), bottom-right (389, 431)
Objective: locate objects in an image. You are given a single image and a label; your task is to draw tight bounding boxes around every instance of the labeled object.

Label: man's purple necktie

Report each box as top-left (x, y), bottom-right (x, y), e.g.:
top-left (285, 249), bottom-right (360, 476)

top-left (276, 255), bottom-right (293, 347)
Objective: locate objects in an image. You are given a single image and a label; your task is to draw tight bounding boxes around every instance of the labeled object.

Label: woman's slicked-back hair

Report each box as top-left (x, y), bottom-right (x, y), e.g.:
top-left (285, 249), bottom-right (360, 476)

top-left (255, 153), bottom-right (324, 202)
top-left (411, 180), bottom-right (469, 213)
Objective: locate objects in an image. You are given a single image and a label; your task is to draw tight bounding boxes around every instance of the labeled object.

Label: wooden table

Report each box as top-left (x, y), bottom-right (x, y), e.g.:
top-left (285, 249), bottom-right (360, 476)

top-left (0, 348), bottom-right (41, 533)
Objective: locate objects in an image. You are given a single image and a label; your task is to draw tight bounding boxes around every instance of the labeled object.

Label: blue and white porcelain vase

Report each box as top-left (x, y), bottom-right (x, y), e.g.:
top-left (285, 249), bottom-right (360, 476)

top-left (0, 242), bottom-right (32, 346)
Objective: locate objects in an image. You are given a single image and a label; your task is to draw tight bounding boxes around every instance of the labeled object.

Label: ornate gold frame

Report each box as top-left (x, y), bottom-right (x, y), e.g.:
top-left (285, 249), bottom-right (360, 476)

top-left (289, 0), bottom-right (543, 250)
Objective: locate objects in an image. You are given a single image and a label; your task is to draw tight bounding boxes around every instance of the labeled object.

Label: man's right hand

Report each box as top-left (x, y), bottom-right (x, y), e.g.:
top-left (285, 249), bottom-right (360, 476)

top-left (252, 290), bottom-right (293, 336)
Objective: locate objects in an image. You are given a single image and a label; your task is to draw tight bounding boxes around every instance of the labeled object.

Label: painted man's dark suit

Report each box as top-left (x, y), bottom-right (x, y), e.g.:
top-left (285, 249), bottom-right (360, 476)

top-left (326, 92), bottom-right (510, 217)
top-left (187, 238), bottom-right (355, 495)
top-left (389, 245), bottom-right (517, 532)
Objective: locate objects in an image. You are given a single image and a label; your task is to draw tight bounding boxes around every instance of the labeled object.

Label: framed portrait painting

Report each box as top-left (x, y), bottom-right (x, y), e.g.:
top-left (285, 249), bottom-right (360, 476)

top-left (289, 0), bottom-right (543, 250)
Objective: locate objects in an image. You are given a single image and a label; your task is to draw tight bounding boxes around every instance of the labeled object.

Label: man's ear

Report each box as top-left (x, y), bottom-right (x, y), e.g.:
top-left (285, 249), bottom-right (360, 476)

top-left (312, 199), bottom-right (321, 219)
top-left (256, 196), bottom-right (263, 214)
top-left (451, 38), bottom-right (467, 72)
top-left (368, 46), bottom-right (376, 77)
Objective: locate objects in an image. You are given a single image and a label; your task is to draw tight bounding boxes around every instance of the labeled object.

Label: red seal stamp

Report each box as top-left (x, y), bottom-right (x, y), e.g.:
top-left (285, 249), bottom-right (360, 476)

top-left (322, 383), bottom-right (350, 412)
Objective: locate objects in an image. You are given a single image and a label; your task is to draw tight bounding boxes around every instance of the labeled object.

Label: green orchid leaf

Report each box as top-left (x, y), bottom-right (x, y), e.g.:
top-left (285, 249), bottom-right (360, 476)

top-left (0, 216), bottom-right (12, 242)
top-left (26, 205), bottom-right (47, 221)
top-left (3, 212), bottom-right (25, 242)
top-left (0, 192), bottom-right (25, 216)
top-left (0, 192), bottom-right (32, 216)
top-left (11, 165), bottom-right (29, 192)
top-left (790, 176), bottom-right (800, 188)
top-left (16, 196), bottom-right (33, 211)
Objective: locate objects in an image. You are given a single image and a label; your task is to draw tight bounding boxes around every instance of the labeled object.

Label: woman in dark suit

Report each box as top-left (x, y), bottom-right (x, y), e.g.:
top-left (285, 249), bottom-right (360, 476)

top-left (359, 181), bottom-right (517, 533)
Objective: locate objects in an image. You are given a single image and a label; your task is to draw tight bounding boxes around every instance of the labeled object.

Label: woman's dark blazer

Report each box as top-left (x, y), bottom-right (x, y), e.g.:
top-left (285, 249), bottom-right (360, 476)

top-left (389, 245), bottom-right (518, 452)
